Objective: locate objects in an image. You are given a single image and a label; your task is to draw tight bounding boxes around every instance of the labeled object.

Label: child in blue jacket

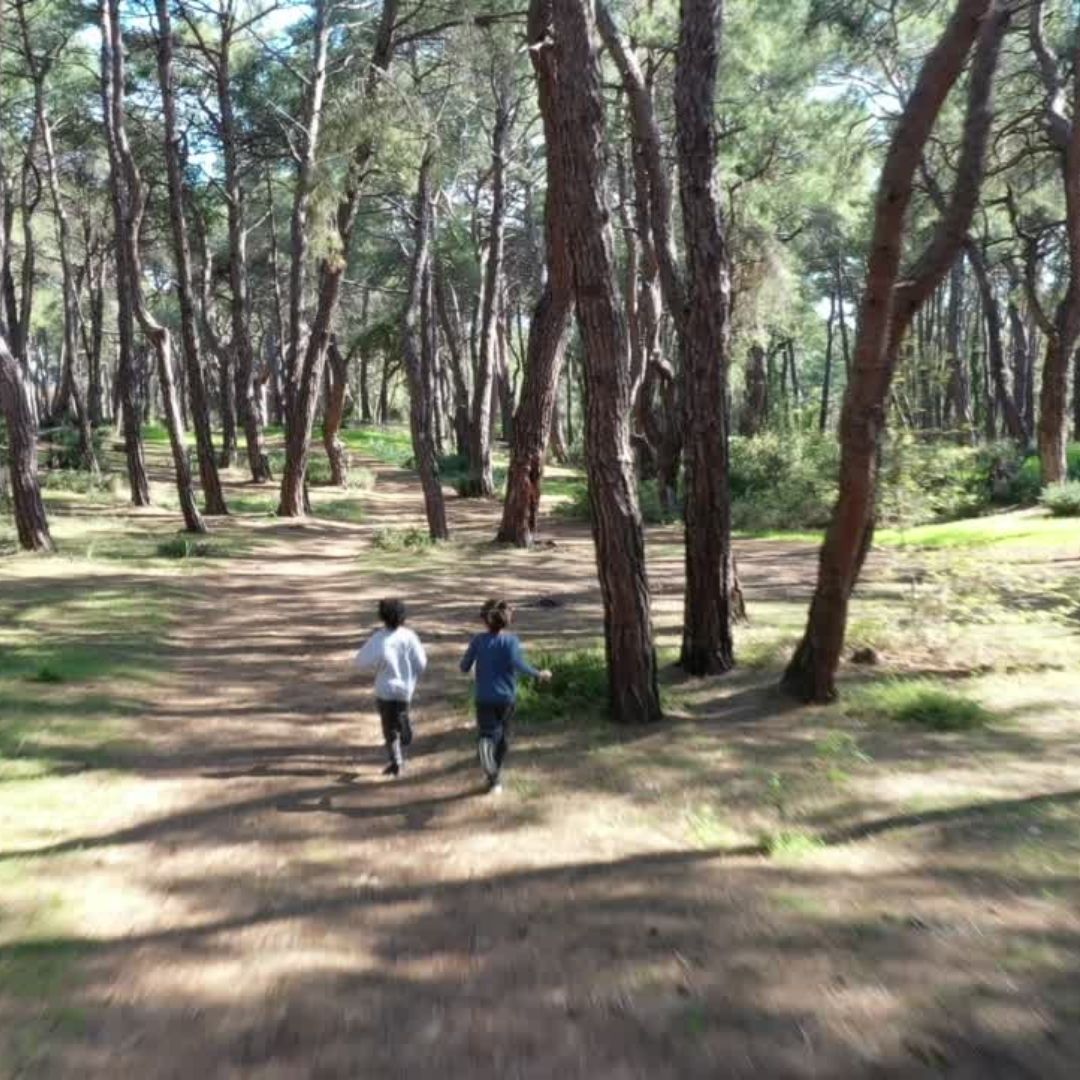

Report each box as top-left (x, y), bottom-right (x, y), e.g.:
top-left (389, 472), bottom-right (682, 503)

top-left (460, 599), bottom-right (551, 794)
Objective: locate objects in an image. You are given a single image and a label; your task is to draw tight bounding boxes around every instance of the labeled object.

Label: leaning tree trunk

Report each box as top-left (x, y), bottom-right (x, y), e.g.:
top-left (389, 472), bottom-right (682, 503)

top-left (102, 0), bottom-right (203, 534)
top-left (676, 0), bottom-right (735, 676)
top-left (279, 0), bottom-right (397, 516)
top-left (99, 0), bottom-right (150, 507)
top-left (782, 0), bottom-right (1007, 704)
top-left (548, 0), bottom-right (662, 724)
top-left (155, 0), bottom-right (226, 515)
top-left (213, 26), bottom-right (271, 483)
top-left (434, 275), bottom-right (472, 457)
top-left (463, 90), bottom-right (513, 498)
top-left (401, 149), bottom-right (449, 540)
top-left (0, 330), bottom-right (53, 552)
top-left (322, 334), bottom-right (350, 487)
top-left (497, 0), bottom-right (574, 546)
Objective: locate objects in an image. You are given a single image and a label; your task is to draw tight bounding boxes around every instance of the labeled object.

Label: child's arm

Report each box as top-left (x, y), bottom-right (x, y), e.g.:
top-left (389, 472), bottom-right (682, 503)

top-left (411, 632), bottom-right (428, 675)
top-left (512, 638), bottom-right (552, 681)
top-left (459, 636), bottom-right (478, 674)
top-left (354, 633), bottom-right (382, 671)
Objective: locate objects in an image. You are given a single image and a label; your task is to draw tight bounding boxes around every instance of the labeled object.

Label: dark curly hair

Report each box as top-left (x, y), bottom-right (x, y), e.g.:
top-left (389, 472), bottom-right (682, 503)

top-left (378, 598), bottom-right (407, 629)
top-left (481, 598), bottom-right (512, 632)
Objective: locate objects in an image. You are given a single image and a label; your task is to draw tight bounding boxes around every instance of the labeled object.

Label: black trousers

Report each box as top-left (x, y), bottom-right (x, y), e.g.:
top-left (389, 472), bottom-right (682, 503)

top-left (476, 702), bottom-right (513, 777)
top-left (377, 699), bottom-right (412, 766)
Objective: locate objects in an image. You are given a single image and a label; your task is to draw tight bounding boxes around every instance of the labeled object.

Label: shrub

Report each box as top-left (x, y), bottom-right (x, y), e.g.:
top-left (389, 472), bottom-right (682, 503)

top-left (43, 424), bottom-right (107, 470)
top-left (371, 527), bottom-right (433, 552)
top-left (516, 649), bottom-right (608, 724)
top-left (553, 479), bottom-right (676, 525)
top-left (155, 536), bottom-right (219, 559)
top-left (849, 678), bottom-right (992, 731)
top-left (1040, 481), bottom-right (1080, 518)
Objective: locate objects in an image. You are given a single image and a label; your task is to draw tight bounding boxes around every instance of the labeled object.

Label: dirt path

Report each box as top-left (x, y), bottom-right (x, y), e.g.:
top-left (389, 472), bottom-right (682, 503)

top-left (3, 459), bottom-right (1079, 1078)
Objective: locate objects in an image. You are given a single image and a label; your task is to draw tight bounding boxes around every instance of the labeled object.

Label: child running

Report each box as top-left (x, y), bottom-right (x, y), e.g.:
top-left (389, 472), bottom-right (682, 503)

top-left (354, 598), bottom-right (427, 777)
top-left (460, 599), bottom-right (551, 794)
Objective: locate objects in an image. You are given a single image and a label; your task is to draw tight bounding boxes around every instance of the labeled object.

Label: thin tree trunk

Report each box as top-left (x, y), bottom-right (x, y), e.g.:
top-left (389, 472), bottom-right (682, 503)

top-left (782, 0), bottom-right (1007, 703)
top-left (102, 0), bottom-right (203, 532)
top-left (820, 293), bottom-right (836, 433)
top-left (944, 254), bottom-right (972, 435)
top-left (435, 275), bottom-right (472, 457)
top-left (401, 149), bottom-right (449, 540)
top-left (548, 0), bottom-right (662, 724)
top-left (279, 0), bottom-right (397, 516)
top-left (322, 334), bottom-right (350, 486)
top-left (155, 0), bottom-right (226, 514)
top-left (464, 89), bottom-right (514, 497)
top-left (99, 0), bottom-right (149, 507)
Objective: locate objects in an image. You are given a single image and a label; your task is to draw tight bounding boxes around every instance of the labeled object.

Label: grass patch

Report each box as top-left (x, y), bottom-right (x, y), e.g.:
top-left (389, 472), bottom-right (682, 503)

top-left (758, 828), bottom-right (824, 859)
top-left (371, 526), bottom-right (433, 552)
top-left (1040, 481), bottom-right (1080, 518)
top-left (516, 649), bottom-right (608, 725)
top-left (155, 536), bottom-right (225, 560)
top-left (314, 498), bottom-right (365, 524)
top-left (847, 678), bottom-right (993, 731)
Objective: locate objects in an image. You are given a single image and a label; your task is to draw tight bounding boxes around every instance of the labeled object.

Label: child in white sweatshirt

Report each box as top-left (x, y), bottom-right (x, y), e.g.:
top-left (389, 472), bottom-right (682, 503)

top-left (354, 599), bottom-right (428, 777)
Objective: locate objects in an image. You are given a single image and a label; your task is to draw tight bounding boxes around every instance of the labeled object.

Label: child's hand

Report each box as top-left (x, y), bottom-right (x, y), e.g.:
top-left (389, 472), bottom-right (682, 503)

top-left (537, 669), bottom-right (553, 683)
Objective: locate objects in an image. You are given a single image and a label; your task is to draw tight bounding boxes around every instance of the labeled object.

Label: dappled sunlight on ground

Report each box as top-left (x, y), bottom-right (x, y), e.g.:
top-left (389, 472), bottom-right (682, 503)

top-left (2, 444), bottom-right (1079, 1076)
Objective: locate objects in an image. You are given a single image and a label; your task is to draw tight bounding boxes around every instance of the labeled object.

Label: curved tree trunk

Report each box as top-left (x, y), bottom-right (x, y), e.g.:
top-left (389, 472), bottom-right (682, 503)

top-left (497, 0), bottom-right (574, 546)
top-left (782, 0), bottom-right (1006, 703)
top-left (155, 0), bottom-right (227, 515)
top-left (99, 0), bottom-right (149, 507)
top-left (548, 0), bottom-right (662, 724)
top-left (102, 0), bottom-right (203, 534)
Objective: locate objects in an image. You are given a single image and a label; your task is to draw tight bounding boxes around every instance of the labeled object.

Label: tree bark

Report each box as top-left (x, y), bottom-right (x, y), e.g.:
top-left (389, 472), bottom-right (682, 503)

top-left (464, 88), bottom-right (514, 498)
top-left (1029, 0), bottom-right (1080, 483)
top-left (497, 0), bottom-right (574, 546)
top-left (434, 275), bottom-right (472, 457)
top-left (99, 0), bottom-right (150, 507)
top-left (944, 254), bottom-right (972, 434)
top-left (102, 0), bottom-right (204, 533)
top-left (401, 149), bottom-right (449, 540)
top-left (740, 343), bottom-right (768, 436)
top-left (23, 27), bottom-right (98, 477)
top-left (820, 293), bottom-right (836, 433)
top-left (782, 0), bottom-right (1007, 704)
top-left (548, 0), bottom-right (662, 724)
top-left (155, 0), bottom-right (227, 515)
top-left (676, 0), bottom-right (735, 676)
top-left (278, 0), bottom-right (397, 517)
top-left (0, 329), bottom-right (53, 551)
top-left (966, 240), bottom-right (1026, 442)
top-left (322, 334), bottom-right (350, 487)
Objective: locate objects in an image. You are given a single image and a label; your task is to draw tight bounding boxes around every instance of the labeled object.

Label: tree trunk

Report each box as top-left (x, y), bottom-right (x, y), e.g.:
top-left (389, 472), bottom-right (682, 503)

top-left (155, 0), bottom-right (227, 515)
top-left (464, 90), bottom-right (513, 498)
top-left (676, 0), bottom-right (735, 676)
top-left (967, 241), bottom-right (1026, 442)
top-left (944, 254), bottom-right (972, 435)
top-left (402, 149), bottom-right (449, 540)
top-left (782, 0), bottom-right (1007, 703)
top-left (434, 275), bottom-right (472, 457)
top-left (283, 0), bottom-right (330, 419)
top-left (102, 0), bottom-right (203, 533)
top-left (279, 0), bottom-right (397, 516)
top-left (820, 293), bottom-right (836, 433)
top-left (0, 330), bottom-right (53, 551)
top-left (84, 234), bottom-right (106, 426)
top-left (497, 1), bottom-right (574, 545)
top-left (209, 18), bottom-right (270, 483)
top-left (548, 0), bottom-right (662, 724)
top-left (323, 334), bottom-right (349, 487)
top-left (99, 0), bottom-right (149, 507)
top-left (740, 343), bottom-right (768, 436)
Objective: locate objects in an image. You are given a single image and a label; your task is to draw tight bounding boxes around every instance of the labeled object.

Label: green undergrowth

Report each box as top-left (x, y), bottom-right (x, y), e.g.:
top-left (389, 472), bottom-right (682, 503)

top-left (846, 678), bottom-right (994, 731)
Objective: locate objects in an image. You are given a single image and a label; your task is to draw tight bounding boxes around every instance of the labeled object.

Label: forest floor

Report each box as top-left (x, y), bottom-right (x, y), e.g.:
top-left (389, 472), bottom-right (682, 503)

top-left (2, 436), bottom-right (1080, 1078)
